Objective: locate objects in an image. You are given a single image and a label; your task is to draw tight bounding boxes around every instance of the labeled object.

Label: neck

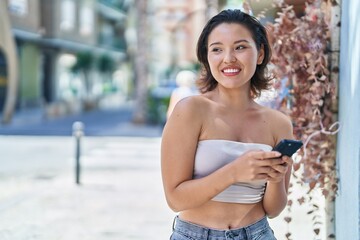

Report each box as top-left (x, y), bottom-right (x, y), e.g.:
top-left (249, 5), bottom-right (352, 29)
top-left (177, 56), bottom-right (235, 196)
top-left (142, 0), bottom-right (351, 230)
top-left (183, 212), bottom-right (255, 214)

top-left (213, 86), bottom-right (254, 110)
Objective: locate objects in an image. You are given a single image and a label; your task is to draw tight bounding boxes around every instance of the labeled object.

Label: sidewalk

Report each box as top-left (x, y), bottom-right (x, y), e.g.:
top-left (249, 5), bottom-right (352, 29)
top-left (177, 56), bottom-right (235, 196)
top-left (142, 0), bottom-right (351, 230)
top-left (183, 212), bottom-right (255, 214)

top-left (0, 137), bottom-right (174, 240)
top-left (0, 105), bottom-right (172, 239)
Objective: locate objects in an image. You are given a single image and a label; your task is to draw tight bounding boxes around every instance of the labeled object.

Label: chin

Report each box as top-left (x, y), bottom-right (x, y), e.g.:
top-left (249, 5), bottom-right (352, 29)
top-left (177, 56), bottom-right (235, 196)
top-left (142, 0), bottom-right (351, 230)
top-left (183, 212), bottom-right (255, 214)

top-left (221, 81), bottom-right (249, 90)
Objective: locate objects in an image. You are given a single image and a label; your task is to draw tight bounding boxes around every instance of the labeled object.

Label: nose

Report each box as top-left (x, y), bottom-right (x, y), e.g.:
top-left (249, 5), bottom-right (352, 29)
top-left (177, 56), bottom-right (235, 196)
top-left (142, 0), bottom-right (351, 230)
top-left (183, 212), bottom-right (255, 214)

top-left (224, 50), bottom-right (236, 63)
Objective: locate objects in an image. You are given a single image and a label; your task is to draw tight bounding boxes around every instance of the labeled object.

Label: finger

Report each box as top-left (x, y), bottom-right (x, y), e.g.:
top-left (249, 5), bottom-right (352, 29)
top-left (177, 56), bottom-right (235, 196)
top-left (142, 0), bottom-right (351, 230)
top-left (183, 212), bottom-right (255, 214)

top-left (271, 164), bottom-right (288, 173)
top-left (282, 156), bottom-right (293, 165)
top-left (267, 177), bottom-right (282, 183)
top-left (255, 173), bottom-right (269, 180)
top-left (248, 151), bottom-right (279, 160)
top-left (257, 166), bottom-right (276, 175)
top-left (256, 151), bottom-right (282, 160)
top-left (267, 170), bottom-right (284, 179)
top-left (258, 158), bottom-right (284, 167)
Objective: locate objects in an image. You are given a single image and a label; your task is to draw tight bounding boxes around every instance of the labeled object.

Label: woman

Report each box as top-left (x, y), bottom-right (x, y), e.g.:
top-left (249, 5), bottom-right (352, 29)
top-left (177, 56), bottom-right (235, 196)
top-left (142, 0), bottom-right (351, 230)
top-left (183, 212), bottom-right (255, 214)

top-left (161, 9), bottom-right (294, 240)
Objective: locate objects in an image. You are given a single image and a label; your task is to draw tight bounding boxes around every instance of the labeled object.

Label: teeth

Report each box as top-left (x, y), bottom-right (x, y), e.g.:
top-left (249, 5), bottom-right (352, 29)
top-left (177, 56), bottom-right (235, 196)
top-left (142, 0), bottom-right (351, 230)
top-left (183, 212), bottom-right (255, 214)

top-left (223, 69), bottom-right (240, 73)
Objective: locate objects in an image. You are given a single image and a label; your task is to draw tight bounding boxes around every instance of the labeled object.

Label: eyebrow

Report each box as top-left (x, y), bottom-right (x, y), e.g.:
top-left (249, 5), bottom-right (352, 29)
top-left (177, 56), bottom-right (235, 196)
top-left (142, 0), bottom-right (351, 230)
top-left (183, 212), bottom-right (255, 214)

top-left (209, 39), bottom-right (250, 47)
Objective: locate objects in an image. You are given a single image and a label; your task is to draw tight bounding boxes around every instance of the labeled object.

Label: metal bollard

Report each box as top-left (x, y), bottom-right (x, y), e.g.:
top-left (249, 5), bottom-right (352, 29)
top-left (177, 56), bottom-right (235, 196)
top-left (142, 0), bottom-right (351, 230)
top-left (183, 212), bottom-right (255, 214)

top-left (72, 121), bottom-right (84, 185)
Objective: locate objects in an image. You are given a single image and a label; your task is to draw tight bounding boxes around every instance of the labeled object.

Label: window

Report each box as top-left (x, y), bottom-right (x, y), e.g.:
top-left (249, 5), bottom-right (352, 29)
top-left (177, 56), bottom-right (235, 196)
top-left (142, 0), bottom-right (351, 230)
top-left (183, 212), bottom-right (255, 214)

top-left (80, 5), bottom-right (94, 36)
top-left (8, 0), bottom-right (28, 17)
top-left (60, 0), bottom-right (76, 31)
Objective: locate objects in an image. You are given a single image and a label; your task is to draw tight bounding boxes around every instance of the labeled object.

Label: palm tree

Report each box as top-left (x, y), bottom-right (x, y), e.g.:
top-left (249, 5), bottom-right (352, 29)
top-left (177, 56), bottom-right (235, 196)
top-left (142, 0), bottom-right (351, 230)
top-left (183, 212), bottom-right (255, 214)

top-left (132, 0), bottom-right (149, 123)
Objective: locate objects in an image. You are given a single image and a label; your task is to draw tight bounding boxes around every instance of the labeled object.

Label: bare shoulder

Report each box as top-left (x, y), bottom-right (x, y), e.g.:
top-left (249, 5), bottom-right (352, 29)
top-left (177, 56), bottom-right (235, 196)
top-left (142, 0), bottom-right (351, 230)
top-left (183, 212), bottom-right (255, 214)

top-left (264, 107), bottom-right (292, 127)
top-left (260, 106), bottom-right (294, 141)
top-left (163, 95), bottom-right (209, 141)
top-left (169, 95), bottom-right (208, 120)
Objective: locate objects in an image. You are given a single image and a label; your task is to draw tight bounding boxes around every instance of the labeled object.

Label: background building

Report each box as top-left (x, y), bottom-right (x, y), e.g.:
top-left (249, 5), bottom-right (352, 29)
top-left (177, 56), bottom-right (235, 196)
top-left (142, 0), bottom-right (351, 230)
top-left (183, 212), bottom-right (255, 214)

top-left (2, 0), bottom-right (130, 118)
top-left (148, 0), bottom-right (207, 86)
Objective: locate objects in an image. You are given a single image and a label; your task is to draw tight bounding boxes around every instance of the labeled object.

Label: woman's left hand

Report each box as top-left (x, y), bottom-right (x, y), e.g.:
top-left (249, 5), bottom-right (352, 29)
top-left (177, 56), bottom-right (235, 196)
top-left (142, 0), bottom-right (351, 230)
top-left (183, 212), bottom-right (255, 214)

top-left (267, 156), bottom-right (293, 183)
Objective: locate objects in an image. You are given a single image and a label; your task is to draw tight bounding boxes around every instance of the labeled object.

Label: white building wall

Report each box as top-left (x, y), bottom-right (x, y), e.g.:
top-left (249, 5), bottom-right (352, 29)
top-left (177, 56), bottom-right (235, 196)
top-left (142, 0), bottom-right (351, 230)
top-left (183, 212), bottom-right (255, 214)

top-left (335, 0), bottom-right (360, 239)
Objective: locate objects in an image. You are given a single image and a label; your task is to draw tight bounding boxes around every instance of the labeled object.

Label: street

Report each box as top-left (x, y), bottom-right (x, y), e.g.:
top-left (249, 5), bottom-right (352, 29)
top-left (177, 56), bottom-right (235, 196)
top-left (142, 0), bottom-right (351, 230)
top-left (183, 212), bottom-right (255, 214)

top-left (0, 105), bottom-right (163, 137)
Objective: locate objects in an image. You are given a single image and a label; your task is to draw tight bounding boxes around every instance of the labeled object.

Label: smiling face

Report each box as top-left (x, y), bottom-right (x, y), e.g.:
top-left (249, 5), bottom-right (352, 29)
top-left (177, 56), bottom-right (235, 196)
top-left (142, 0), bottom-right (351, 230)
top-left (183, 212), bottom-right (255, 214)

top-left (207, 23), bottom-right (264, 92)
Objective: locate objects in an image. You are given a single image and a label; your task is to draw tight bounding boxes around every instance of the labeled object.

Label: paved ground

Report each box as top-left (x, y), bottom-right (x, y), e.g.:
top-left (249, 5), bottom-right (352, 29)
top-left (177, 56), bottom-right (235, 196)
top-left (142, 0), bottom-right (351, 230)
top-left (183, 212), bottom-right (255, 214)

top-left (0, 136), bottom-right (174, 240)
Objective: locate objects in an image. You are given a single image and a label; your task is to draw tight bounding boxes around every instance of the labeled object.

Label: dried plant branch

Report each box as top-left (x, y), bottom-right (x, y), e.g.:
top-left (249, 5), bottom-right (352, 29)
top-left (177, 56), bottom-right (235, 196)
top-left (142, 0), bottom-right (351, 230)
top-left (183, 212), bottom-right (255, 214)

top-left (267, 0), bottom-right (338, 197)
top-left (265, 0), bottom-right (339, 238)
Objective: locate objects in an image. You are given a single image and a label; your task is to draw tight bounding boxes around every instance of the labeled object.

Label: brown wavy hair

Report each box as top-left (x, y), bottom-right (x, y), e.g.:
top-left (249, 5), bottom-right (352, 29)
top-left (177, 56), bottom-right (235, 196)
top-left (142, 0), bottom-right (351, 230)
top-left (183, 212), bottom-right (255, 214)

top-left (196, 9), bottom-right (273, 98)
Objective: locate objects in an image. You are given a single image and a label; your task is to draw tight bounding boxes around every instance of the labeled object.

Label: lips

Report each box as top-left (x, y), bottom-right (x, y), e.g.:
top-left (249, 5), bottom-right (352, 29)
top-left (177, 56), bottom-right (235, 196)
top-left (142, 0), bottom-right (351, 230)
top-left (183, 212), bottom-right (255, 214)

top-left (222, 67), bottom-right (241, 76)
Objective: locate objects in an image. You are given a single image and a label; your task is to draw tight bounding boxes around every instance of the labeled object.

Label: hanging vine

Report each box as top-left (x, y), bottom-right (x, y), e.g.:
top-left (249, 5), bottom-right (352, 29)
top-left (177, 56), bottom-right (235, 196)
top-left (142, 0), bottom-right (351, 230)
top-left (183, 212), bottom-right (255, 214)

top-left (262, 0), bottom-right (340, 239)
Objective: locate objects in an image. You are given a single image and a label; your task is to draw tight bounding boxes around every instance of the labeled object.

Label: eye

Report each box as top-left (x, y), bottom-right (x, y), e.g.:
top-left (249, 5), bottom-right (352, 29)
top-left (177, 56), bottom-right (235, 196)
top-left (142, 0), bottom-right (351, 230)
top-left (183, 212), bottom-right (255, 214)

top-left (235, 45), bottom-right (246, 50)
top-left (210, 47), bottom-right (222, 53)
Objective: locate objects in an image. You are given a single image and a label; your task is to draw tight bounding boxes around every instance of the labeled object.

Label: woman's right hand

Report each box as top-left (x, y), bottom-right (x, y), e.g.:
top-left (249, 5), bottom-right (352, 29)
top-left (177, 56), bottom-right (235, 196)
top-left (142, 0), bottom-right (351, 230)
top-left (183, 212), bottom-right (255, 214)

top-left (231, 151), bottom-right (284, 183)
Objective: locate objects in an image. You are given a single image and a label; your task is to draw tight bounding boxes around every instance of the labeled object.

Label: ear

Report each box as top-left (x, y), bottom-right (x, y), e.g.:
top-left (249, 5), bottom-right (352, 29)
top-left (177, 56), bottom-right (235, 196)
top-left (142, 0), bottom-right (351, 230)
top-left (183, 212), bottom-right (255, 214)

top-left (257, 45), bottom-right (265, 65)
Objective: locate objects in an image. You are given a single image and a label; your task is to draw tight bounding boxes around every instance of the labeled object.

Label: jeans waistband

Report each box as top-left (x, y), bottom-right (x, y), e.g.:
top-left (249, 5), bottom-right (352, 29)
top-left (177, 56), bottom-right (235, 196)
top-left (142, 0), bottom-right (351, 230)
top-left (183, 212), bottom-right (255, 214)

top-left (173, 216), bottom-right (270, 239)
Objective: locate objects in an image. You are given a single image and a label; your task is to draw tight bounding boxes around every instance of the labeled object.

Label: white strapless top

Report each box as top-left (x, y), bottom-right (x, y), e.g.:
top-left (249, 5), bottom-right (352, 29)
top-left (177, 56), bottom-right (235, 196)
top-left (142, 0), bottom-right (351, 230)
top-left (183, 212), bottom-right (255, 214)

top-left (193, 139), bottom-right (273, 204)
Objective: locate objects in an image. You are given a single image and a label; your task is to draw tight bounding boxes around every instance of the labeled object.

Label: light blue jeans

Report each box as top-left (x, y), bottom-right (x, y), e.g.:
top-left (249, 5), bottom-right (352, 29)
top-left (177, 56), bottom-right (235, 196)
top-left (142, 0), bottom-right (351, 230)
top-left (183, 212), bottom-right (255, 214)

top-left (170, 216), bottom-right (277, 240)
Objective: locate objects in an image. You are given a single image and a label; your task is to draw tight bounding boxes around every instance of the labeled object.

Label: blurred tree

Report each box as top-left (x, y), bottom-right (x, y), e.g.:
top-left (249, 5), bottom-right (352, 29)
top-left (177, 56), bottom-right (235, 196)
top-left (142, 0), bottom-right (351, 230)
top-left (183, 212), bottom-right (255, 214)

top-left (71, 51), bottom-right (97, 110)
top-left (71, 51), bottom-right (94, 98)
top-left (97, 54), bottom-right (117, 94)
top-left (132, 0), bottom-right (149, 123)
top-left (97, 54), bottom-right (116, 83)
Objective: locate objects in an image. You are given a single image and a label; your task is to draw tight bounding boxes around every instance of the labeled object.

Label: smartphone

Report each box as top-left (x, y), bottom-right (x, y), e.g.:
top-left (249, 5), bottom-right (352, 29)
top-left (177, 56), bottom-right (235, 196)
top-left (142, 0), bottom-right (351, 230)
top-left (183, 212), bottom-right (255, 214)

top-left (272, 139), bottom-right (303, 157)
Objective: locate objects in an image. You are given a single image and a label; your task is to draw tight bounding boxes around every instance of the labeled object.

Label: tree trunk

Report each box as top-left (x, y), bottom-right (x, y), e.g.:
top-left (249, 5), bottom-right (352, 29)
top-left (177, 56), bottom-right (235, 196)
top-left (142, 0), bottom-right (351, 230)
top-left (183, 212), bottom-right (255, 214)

top-left (0, 1), bottom-right (18, 124)
top-left (132, 0), bottom-right (149, 124)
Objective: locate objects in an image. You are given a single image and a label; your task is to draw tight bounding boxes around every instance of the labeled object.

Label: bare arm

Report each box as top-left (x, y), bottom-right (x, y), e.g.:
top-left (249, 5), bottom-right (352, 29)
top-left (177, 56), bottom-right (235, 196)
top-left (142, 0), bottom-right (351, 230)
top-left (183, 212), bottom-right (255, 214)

top-left (263, 156), bottom-right (293, 218)
top-left (161, 97), bottom-right (234, 212)
top-left (262, 112), bottom-right (294, 218)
